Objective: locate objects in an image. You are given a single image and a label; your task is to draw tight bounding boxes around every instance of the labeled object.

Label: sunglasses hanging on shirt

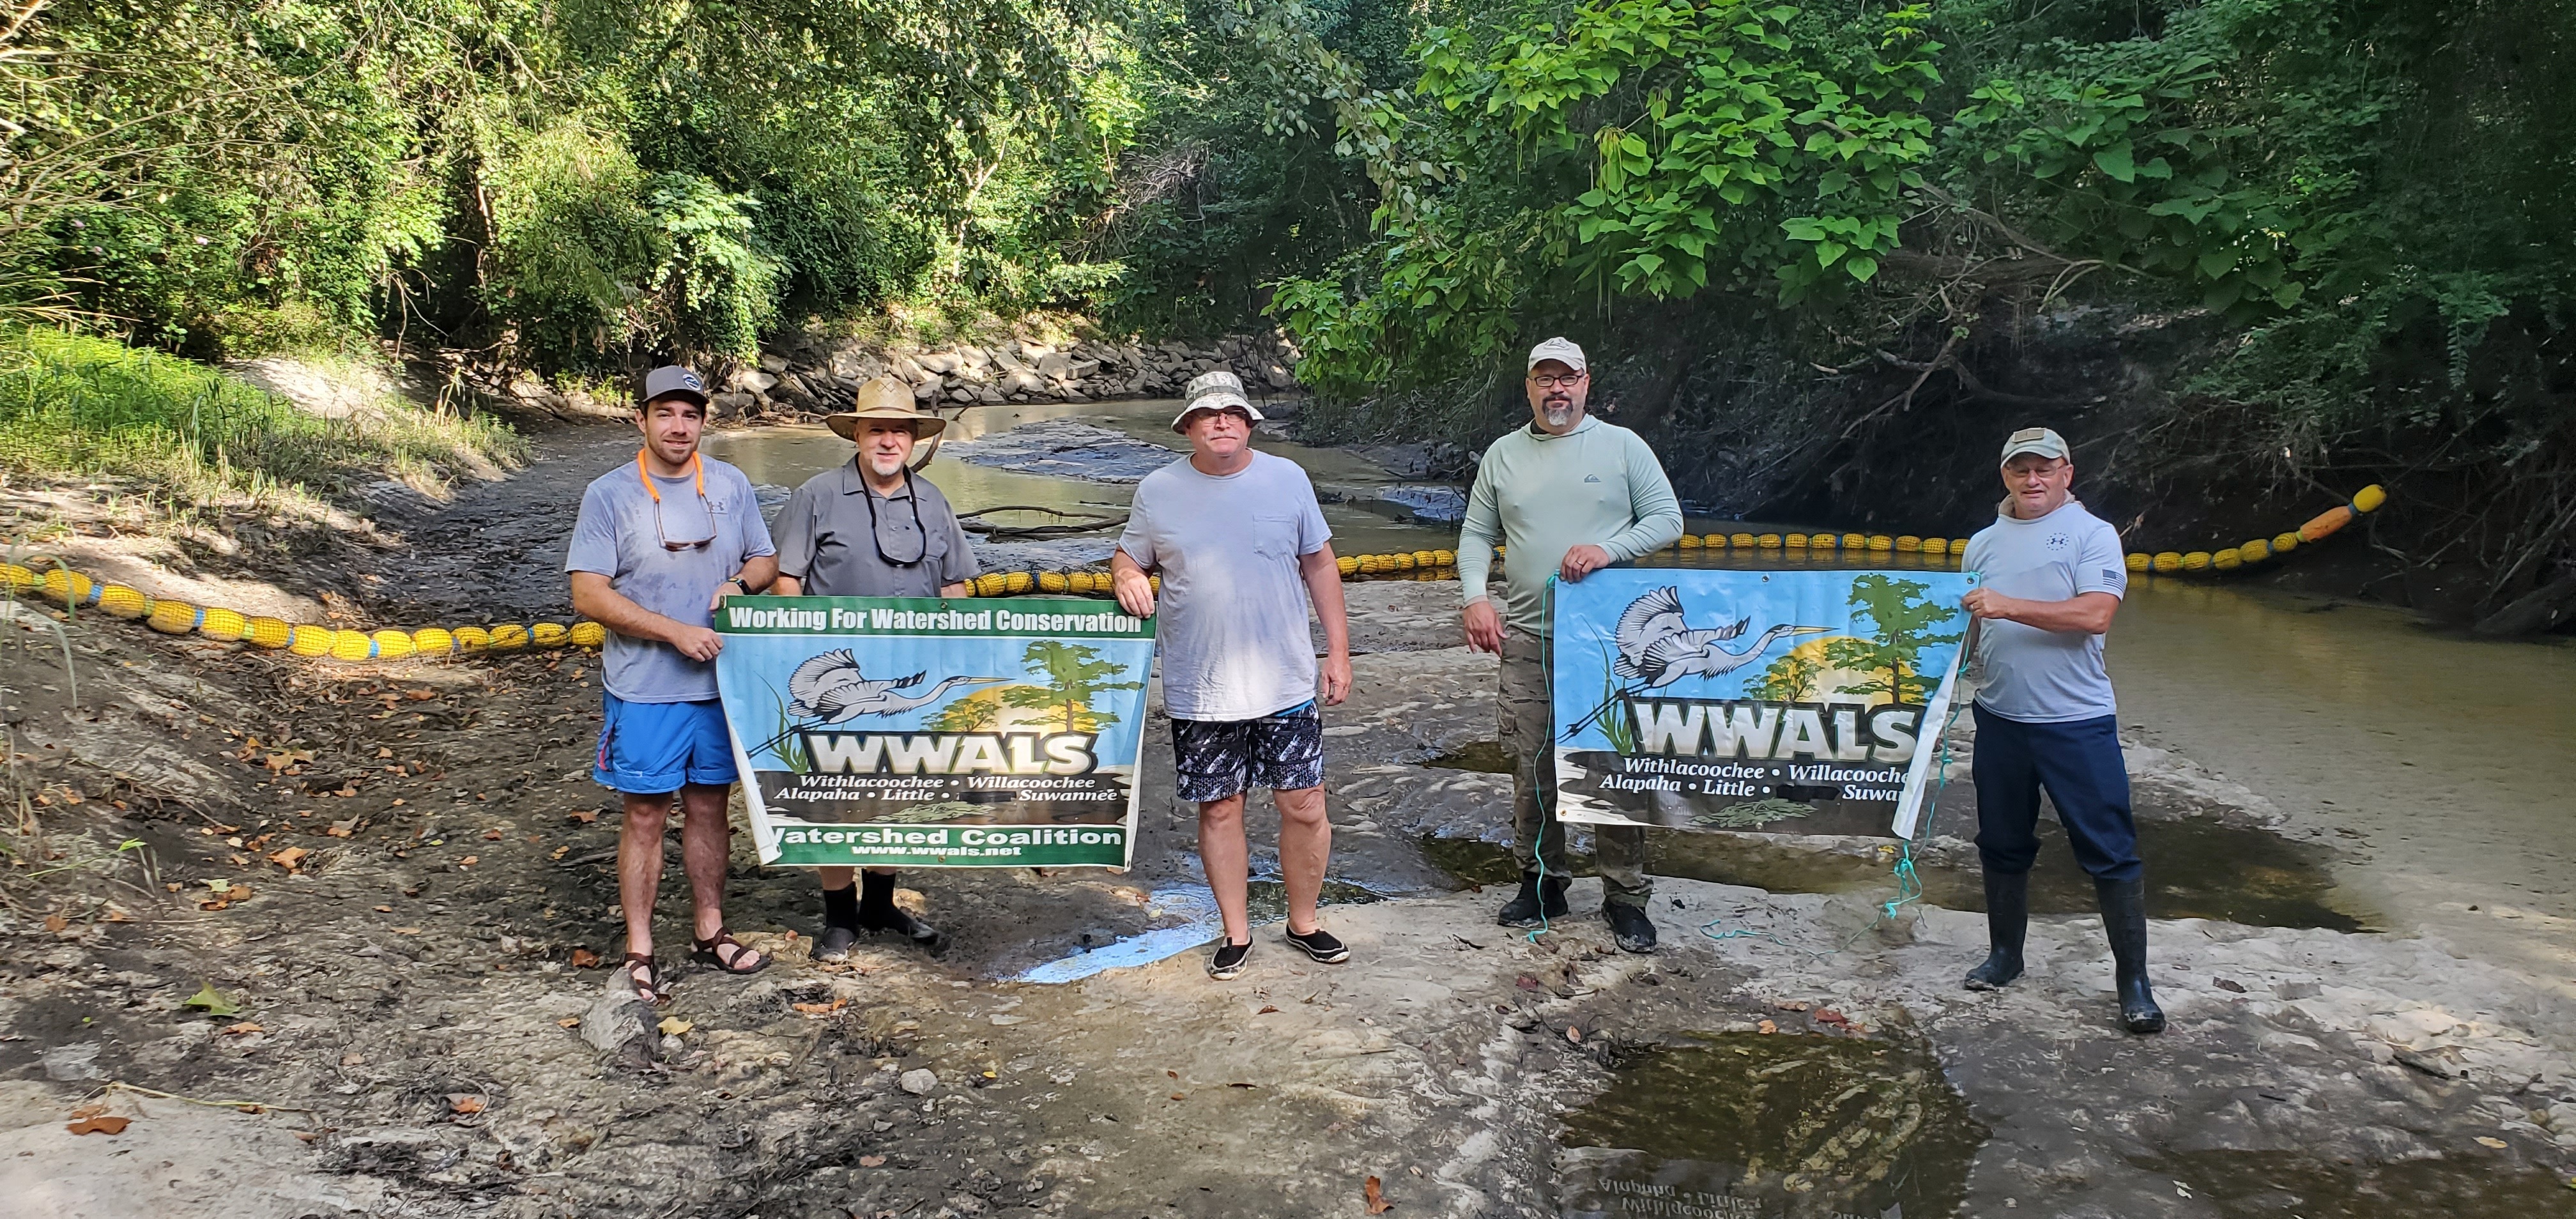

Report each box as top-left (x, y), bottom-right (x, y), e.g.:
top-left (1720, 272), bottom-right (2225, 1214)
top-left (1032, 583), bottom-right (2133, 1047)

top-left (636, 450), bottom-right (715, 551)
top-left (865, 468), bottom-right (928, 566)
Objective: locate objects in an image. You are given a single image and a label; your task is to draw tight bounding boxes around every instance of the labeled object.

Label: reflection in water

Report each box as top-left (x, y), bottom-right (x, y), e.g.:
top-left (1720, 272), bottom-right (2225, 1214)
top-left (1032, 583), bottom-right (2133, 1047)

top-left (1555, 1032), bottom-right (1984, 1219)
top-left (701, 398), bottom-right (1452, 560)
top-left (2135, 1149), bottom-right (2576, 1219)
top-left (2111, 580), bottom-right (2576, 944)
top-left (1414, 768), bottom-right (2368, 931)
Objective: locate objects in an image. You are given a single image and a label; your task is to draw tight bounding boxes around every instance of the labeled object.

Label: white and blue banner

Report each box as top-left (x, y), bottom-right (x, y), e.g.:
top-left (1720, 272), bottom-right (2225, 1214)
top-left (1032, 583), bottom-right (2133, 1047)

top-left (1549, 568), bottom-right (1977, 840)
top-left (714, 595), bottom-right (1154, 869)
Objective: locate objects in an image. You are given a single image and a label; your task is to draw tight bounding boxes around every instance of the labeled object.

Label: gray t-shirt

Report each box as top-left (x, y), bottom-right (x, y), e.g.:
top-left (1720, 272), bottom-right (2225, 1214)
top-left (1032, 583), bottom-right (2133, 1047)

top-left (1117, 450), bottom-right (1330, 721)
top-left (565, 456), bottom-right (776, 703)
top-left (1963, 498), bottom-right (2126, 723)
top-left (772, 462), bottom-right (980, 598)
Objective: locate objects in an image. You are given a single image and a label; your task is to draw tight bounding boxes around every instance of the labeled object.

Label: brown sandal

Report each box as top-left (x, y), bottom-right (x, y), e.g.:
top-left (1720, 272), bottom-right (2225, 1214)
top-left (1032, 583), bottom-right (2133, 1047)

top-left (690, 927), bottom-right (770, 975)
top-left (622, 953), bottom-right (668, 1005)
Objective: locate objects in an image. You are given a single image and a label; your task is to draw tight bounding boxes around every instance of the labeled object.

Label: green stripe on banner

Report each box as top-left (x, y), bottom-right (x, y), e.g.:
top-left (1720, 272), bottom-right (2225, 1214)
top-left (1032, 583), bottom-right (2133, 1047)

top-left (769, 823), bottom-right (1130, 868)
top-left (716, 595), bottom-right (1151, 640)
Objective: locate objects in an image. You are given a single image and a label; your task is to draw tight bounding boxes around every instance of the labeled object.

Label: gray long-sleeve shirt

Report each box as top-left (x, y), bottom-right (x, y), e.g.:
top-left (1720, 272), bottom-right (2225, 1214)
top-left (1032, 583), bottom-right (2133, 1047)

top-left (1457, 415), bottom-right (1685, 636)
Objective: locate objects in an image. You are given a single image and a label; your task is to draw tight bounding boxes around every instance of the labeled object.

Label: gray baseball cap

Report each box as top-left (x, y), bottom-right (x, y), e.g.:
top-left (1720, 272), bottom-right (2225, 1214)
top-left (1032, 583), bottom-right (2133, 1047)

top-left (640, 364), bottom-right (710, 409)
top-left (1527, 337), bottom-right (1587, 372)
top-left (2000, 426), bottom-right (2070, 462)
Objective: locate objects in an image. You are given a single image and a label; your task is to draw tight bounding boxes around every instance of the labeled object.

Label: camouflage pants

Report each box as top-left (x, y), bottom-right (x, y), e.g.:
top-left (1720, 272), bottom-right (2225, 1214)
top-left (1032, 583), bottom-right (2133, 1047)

top-left (1499, 627), bottom-right (1651, 907)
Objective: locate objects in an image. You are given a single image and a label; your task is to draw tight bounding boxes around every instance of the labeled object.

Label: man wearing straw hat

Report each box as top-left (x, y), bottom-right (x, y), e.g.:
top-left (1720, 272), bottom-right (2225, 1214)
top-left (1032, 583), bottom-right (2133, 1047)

top-left (770, 376), bottom-right (981, 961)
top-left (1458, 337), bottom-right (1683, 953)
top-left (1111, 370), bottom-right (1354, 981)
top-left (569, 364), bottom-right (780, 1006)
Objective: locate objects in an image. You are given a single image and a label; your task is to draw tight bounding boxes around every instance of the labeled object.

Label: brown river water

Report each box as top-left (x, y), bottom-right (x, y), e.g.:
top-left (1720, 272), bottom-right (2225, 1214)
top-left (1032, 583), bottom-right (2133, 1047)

top-left (704, 397), bottom-right (2576, 985)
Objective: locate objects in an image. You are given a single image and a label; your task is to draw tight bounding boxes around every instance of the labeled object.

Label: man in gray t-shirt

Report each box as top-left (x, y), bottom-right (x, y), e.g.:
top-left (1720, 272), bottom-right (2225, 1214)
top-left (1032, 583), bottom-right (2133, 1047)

top-left (1958, 425), bottom-right (2162, 1035)
top-left (1112, 371), bottom-right (1353, 980)
top-left (769, 376), bottom-right (979, 962)
top-left (567, 365), bottom-right (779, 1004)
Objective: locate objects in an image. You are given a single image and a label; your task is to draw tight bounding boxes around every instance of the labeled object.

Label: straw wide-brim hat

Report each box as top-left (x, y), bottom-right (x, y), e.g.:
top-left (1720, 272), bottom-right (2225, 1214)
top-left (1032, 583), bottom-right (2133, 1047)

top-left (825, 376), bottom-right (947, 440)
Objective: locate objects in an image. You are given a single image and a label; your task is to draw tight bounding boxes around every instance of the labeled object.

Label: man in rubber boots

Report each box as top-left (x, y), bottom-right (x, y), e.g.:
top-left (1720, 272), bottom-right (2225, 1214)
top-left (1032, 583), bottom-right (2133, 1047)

top-left (1112, 371), bottom-right (1354, 981)
top-left (769, 376), bottom-right (979, 961)
top-left (1457, 338), bottom-right (1684, 953)
top-left (1959, 426), bottom-right (2165, 1034)
top-left (568, 365), bottom-right (779, 1004)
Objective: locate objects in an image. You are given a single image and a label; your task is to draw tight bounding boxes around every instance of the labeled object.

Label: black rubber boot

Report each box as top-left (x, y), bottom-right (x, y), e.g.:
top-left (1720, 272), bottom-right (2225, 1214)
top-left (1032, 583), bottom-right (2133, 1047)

top-left (815, 883), bottom-right (861, 963)
top-left (1604, 901), bottom-right (1657, 953)
top-left (859, 870), bottom-right (948, 954)
top-left (1964, 868), bottom-right (2028, 990)
top-left (2097, 877), bottom-right (2166, 1034)
top-left (1496, 872), bottom-right (1570, 927)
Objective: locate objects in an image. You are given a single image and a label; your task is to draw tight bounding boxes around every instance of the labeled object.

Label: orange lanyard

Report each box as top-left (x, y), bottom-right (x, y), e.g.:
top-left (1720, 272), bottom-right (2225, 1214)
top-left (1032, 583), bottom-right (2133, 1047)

top-left (636, 450), bottom-right (705, 502)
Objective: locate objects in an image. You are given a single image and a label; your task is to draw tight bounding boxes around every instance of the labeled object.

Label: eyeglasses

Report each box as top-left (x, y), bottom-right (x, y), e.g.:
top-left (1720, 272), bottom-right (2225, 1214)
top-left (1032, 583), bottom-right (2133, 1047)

top-left (1528, 372), bottom-right (1585, 389)
top-left (864, 467), bottom-right (929, 566)
top-left (636, 450), bottom-right (715, 551)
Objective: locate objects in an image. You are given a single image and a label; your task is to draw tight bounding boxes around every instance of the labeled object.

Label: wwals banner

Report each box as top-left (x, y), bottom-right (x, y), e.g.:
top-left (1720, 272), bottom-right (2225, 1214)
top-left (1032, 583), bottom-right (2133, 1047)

top-left (714, 595), bottom-right (1154, 868)
top-left (1550, 568), bottom-right (1977, 840)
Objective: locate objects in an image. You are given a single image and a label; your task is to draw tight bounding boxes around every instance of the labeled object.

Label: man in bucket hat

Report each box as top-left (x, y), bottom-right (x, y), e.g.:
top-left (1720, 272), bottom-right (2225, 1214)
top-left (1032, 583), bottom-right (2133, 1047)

top-left (1112, 371), bottom-right (1354, 981)
top-left (569, 364), bottom-right (779, 1004)
top-left (770, 376), bottom-right (980, 960)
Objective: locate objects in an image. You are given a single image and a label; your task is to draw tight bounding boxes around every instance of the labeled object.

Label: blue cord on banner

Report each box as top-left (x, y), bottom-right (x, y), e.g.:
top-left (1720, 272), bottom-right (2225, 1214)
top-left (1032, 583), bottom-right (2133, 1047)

top-left (1527, 576), bottom-right (1558, 944)
top-left (1696, 606), bottom-right (1981, 954)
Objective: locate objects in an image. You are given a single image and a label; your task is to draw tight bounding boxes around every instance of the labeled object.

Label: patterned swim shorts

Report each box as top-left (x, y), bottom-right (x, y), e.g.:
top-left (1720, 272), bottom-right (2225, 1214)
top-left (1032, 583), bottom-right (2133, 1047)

top-left (1170, 700), bottom-right (1325, 802)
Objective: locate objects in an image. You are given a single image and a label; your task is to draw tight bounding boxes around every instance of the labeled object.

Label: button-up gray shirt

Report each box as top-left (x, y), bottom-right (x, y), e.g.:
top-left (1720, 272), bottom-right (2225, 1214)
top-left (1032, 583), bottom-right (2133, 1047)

top-left (772, 460), bottom-right (980, 597)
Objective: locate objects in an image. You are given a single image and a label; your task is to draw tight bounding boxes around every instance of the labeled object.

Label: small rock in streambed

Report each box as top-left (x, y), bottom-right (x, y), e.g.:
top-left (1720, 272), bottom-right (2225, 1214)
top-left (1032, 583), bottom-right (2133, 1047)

top-left (900, 1068), bottom-right (938, 1096)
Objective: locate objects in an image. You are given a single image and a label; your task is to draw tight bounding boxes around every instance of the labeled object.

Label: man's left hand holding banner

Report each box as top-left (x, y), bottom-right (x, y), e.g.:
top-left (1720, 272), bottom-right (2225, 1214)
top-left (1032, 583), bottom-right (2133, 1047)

top-left (714, 595), bottom-right (1155, 870)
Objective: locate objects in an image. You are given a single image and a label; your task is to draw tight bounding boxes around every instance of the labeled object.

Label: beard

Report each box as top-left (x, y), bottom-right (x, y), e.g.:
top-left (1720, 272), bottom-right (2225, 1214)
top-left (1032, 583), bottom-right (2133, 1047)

top-left (1541, 397), bottom-right (1577, 427)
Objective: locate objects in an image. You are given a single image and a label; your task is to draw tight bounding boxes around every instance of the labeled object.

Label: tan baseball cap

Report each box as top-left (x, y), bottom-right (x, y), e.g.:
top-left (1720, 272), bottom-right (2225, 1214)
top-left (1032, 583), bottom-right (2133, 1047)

top-left (1527, 337), bottom-right (1587, 372)
top-left (2000, 426), bottom-right (2069, 462)
top-left (1170, 370), bottom-right (1265, 433)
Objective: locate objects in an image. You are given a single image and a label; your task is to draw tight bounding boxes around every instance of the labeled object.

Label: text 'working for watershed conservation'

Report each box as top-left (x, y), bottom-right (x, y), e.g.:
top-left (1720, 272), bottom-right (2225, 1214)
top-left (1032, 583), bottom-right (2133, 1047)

top-left (714, 596), bottom-right (1154, 869)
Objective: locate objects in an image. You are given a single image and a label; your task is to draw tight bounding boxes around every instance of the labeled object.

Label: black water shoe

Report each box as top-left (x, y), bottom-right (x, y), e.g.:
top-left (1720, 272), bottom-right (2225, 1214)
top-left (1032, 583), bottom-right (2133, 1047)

top-left (1604, 902), bottom-right (1657, 953)
top-left (2097, 876), bottom-right (2166, 1034)
top-left (1496, 872), bottom-right (1570, 928)
top-left (1208, 939), bottom-right (1252, 980)
top-left (816, 883), bottom-right (862, 963)
top-left (859, 870), bottom-right (949, 955)
top-left (1284, 926), bottom-right (1349, 963)
top-left (1964, 869), bottom-right (2028, 990)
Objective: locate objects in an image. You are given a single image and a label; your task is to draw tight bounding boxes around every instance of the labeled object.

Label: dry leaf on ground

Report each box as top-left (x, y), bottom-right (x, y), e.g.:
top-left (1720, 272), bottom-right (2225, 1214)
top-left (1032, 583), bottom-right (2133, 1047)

top-left (221, 1022), bottom-right (264, 1036)
top-left (567, 809), bottom-right (600, 824)
top-left (43, 914), bottom-right (68, 933)
top-left (268, 847), bottom-right (308, 869)
top-left (570, 948), bottom-right (600, 968)
top-left (657, 1016), bottom-right (693, 1036)
top-left (859, 1154), bottom-right (886, 1168)
top-left (1364, 1175), bottom-right (1393, 1214)
top-left (447, 1094), bottom-right (485, 1114)
top-left (66, 1116), bottom-right (131, 1135)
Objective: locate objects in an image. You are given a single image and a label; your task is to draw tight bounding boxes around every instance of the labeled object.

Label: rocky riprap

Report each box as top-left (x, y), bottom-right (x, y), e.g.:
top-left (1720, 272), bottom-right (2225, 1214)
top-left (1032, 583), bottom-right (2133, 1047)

top-left (710, 330), bottom-right (1303, 420)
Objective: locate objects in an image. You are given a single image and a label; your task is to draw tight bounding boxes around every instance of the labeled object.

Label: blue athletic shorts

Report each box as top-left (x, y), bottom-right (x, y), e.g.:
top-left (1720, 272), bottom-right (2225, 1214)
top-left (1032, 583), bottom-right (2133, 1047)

top-left (593, 693), bottom-right (737, 794)
top-left (1170, 700), bottom-right (1324, 802)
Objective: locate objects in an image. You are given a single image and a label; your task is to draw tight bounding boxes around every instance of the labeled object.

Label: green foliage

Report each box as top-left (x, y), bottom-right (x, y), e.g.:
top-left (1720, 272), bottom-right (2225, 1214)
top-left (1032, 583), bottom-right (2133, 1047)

top-left (0, 326), bottom-right (523, 506)
top-left (1823, 576), bottom-right (1959, 706)
top-left (1276, 0), bottom-right (1943, 394)
top-left (1753, 648), bottom-right (1823, 703)
top-left (1001, 641), bottom-right (1142, 731)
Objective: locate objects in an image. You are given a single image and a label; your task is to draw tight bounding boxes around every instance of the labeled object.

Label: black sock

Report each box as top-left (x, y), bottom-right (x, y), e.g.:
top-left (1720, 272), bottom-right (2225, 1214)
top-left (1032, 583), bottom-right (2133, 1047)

top-left (860, 870), bottom-right (898, 919)
top-left (822, 882), bottom-right (861, 930)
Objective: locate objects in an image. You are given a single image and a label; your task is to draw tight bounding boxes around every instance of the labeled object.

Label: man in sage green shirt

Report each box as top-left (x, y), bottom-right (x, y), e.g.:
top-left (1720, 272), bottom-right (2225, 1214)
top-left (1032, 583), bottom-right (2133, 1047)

top-left (1458, 337), bottom-right (1684, 951)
